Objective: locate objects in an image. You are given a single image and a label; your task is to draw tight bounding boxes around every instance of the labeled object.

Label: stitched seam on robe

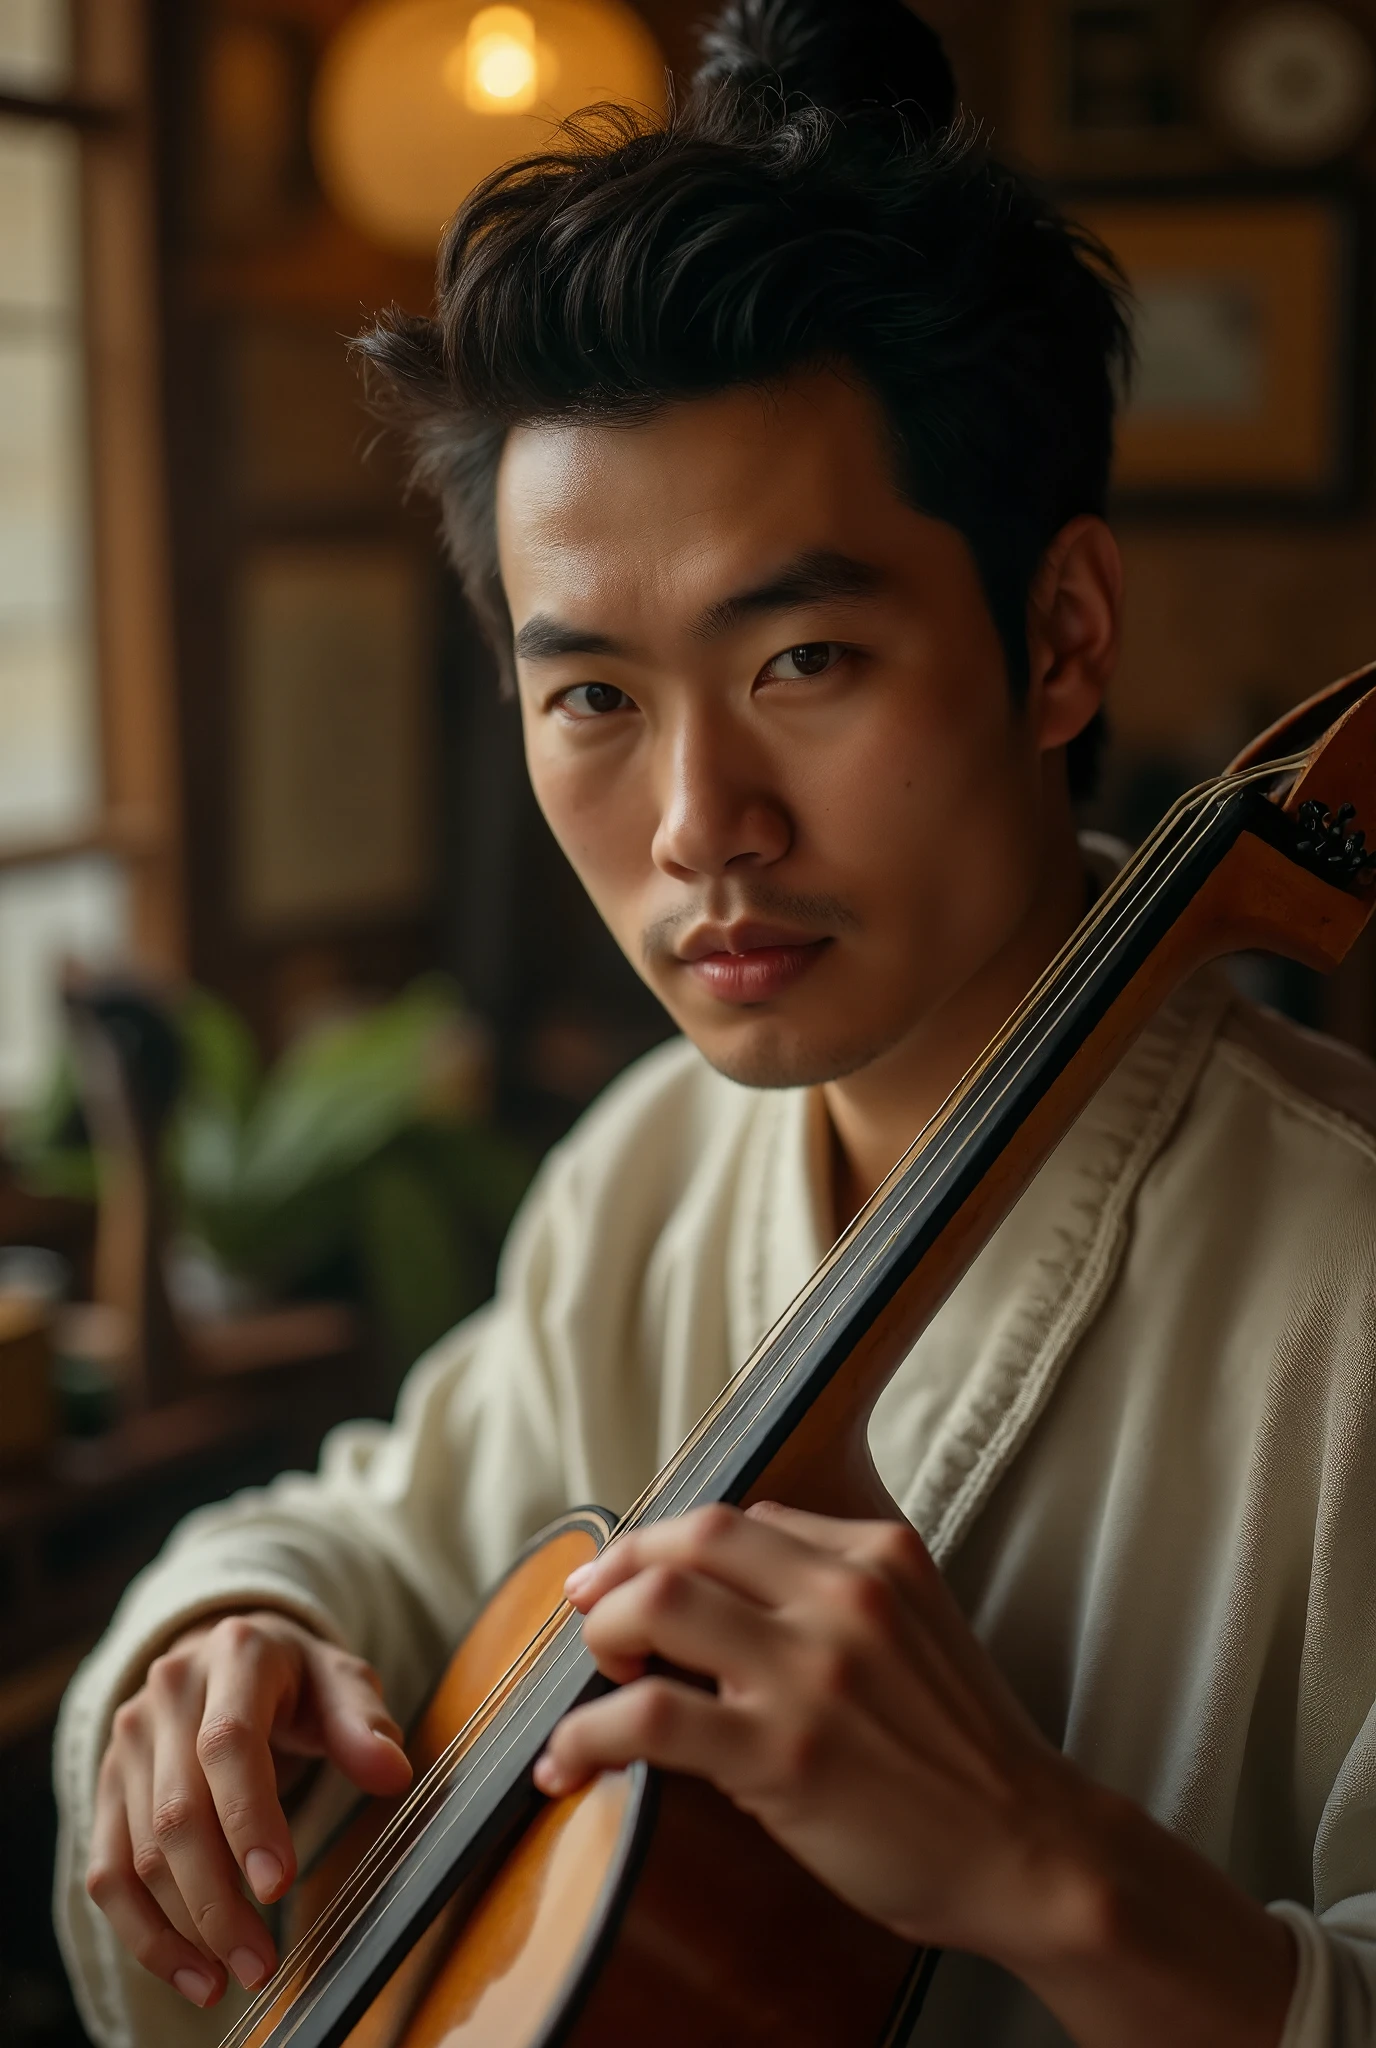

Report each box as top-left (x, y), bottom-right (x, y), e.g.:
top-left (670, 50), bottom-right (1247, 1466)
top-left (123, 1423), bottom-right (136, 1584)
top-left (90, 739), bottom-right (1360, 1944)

top-left (914, 973), bottom-right (1233, 1563)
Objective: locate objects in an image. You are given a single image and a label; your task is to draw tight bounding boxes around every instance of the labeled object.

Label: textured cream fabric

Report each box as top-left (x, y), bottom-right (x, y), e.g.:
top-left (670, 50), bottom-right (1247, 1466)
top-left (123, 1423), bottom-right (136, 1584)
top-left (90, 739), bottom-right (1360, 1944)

top-left (52, 969), bottom-right (1376, 2047)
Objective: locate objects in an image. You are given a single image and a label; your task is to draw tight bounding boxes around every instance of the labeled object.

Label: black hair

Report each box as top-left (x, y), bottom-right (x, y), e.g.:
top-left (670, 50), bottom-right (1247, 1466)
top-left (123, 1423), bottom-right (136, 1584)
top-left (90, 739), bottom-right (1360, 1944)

top-left (356, 0), bottom-right (1132, 799)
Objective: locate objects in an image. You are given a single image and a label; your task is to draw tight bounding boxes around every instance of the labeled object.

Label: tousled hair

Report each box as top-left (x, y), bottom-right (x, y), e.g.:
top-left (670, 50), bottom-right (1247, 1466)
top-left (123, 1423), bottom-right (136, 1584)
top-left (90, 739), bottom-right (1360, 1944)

top-left (355, 0), bottom-right (1132, 798)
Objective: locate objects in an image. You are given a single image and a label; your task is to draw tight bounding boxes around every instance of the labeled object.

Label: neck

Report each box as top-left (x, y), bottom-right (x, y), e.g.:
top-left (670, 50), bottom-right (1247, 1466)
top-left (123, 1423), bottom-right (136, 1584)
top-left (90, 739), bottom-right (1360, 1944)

top-left (823, 822), bottom-right (1091, 1232)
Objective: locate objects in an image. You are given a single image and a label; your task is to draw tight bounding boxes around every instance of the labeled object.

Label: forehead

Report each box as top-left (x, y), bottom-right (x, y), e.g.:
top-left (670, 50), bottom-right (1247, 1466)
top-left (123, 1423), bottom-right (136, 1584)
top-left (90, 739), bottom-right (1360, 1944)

top-left (495, 372), bottom-right (909, 628)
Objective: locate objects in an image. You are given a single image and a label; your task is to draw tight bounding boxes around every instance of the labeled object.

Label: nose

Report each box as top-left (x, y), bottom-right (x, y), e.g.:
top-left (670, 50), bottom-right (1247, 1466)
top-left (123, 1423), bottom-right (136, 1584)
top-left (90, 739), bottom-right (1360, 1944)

top-left (650, 706), bottom-right (791, 882)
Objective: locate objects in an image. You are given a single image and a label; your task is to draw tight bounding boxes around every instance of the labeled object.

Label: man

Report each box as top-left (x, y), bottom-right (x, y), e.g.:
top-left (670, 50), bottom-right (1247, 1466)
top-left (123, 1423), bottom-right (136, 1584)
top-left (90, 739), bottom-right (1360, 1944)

top-left (54, 4), bottom-right (1376, 2043)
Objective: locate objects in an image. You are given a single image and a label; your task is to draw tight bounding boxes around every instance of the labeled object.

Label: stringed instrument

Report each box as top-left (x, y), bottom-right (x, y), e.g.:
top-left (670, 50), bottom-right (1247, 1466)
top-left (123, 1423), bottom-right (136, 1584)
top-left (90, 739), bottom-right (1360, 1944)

top-left (219, 665), bottom-right (1376, 2048)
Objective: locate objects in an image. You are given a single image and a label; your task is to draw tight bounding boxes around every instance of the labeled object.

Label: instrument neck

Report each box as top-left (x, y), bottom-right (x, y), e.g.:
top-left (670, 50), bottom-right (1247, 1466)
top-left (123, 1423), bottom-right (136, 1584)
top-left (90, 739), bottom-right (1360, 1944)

top-left (626, 779), bottom-right (1261, 1530)
top-left (244, 759), bottom-right (1346, 2048)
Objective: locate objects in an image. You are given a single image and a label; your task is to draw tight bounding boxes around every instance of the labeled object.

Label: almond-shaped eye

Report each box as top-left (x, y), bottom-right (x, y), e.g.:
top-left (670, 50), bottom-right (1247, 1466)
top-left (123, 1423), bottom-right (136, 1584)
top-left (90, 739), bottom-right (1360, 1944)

top-left (558, 682), bottom-right (634, 718)
top-left (762, 642), bottom-right (845, 682)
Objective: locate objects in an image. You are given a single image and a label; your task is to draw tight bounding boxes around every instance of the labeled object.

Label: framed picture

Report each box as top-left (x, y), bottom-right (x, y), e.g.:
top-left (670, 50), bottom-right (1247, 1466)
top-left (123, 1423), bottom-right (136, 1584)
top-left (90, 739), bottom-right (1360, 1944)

top-left (1072, 191), bottom-right (1357, 506)
top-left (234, 544), bottom-right (434, 931)
top-left (1008, 0), bottom-right (1376, 179)
top-left (1009, 0), bottom-right (1218, 177)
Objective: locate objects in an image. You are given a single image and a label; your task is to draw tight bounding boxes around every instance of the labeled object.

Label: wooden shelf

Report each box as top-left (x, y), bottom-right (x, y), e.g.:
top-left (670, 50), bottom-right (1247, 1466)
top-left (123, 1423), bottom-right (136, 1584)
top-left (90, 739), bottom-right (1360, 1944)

top-left (0, 1352), bottom-right (363, 1738)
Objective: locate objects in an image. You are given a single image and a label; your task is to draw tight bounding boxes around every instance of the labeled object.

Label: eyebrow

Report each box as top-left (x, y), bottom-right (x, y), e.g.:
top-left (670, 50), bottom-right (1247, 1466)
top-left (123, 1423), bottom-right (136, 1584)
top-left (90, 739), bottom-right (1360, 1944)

top-left (511, 548), bottom-right (886, 665)
top-left (691, 548), bottom-right (886, 639)
top-left (512, 617), bottom-right (630, 662)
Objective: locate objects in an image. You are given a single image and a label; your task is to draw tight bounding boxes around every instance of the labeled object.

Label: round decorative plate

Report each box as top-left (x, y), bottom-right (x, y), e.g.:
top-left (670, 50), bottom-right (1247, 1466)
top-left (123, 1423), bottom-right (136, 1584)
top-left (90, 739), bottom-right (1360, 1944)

top-left (1210, 2), bottom-right (1375, 163)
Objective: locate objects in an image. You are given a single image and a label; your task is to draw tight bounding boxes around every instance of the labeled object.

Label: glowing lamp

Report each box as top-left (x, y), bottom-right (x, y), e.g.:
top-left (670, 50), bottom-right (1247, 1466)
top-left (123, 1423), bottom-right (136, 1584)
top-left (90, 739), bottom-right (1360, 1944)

top-left (312, 0), bottom-right (666, 256)
top-left (453, 7), bottom-right (544, 112)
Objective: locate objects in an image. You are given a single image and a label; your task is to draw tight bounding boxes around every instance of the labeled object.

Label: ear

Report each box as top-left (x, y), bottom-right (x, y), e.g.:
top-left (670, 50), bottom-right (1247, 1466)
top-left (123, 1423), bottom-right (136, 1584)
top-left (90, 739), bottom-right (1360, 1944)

top-left (1024, 515), bottom-right (1122, 753)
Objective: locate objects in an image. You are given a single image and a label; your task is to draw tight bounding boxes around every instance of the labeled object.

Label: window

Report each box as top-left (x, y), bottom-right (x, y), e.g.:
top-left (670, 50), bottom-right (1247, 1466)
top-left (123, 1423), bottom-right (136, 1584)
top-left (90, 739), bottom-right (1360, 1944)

top-left (0, 0), bottom-right (181, 1106)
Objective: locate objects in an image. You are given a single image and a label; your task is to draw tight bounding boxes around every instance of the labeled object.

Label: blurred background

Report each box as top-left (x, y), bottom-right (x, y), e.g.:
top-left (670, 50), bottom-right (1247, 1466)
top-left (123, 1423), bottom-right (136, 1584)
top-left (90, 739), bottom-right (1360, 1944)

top-left (3, 0), bottom-right (1376, 2038)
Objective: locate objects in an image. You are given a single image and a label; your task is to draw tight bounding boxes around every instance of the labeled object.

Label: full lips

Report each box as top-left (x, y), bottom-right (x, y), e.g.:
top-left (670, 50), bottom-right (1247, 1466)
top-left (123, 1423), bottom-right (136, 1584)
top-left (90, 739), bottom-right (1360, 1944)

top-left (686, 940), bottom-right (831, 1004)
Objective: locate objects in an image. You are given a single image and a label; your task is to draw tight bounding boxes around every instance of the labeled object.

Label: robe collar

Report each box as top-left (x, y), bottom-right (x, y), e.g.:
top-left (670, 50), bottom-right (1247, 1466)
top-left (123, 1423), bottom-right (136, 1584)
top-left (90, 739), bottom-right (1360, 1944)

top-left (745, 965), bottom-right (1233, 1563)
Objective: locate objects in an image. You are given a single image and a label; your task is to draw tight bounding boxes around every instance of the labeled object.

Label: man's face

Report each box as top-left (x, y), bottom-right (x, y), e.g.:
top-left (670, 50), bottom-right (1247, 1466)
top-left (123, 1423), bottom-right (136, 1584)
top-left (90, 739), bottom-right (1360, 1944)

top-left (498, 371), bottom-right (1078, 1090)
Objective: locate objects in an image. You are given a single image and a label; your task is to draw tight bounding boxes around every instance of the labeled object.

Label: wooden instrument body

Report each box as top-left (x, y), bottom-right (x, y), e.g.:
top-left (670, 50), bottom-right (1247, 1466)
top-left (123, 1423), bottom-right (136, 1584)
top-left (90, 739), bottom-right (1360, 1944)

top-left (232, 664), bottom-right (1376, 2048)
top-left (281, 1510), bottom-right (927, 2048)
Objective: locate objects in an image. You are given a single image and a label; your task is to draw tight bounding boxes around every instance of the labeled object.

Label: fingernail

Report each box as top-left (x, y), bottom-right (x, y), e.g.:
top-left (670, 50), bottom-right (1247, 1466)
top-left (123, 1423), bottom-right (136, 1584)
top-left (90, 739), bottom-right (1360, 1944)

top-left (229, 1947), bottom-right (269, 1991)
top-left (371, 1717), bottom-right (404, 1746)
top-left (564, 1564), bottom-right (594, 1598)
top-left (245, 1849), bottom-right (283, 1902)
top-left (533, 1753), bottom-right (564, 1795)
top-left (173, 1968), bottom-right (216, 2007)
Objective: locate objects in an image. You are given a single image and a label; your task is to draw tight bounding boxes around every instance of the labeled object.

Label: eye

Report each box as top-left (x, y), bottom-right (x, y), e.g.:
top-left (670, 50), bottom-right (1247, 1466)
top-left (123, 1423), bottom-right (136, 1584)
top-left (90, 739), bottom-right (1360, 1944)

top-left (760, 642), bottom-right (846, 682)
top-left (556, 682), bottom-right (634, 719)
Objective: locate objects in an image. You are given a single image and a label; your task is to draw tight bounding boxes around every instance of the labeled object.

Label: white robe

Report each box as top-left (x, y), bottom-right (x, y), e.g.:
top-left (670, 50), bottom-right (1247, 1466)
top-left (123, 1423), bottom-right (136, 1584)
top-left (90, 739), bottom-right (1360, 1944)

top-left (52, 968), bottom-right (1376, 2046)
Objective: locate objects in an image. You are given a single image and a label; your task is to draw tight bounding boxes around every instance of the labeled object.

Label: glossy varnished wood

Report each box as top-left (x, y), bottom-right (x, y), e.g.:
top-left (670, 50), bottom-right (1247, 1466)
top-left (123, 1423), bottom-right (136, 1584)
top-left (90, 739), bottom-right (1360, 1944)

top-left (561, 1772), bottom-right (921, 2048)
top-left (747, 671), bottom-right (1376, 1525)
top-left (269, 1511), bottom-right (920, 2048)
top-left (1226, 659), bottom-right (1376, 774)
top-left (256, 1516), bottom-right (614, 2048)
top-left (396, 1767), bottom-right (639, 2048)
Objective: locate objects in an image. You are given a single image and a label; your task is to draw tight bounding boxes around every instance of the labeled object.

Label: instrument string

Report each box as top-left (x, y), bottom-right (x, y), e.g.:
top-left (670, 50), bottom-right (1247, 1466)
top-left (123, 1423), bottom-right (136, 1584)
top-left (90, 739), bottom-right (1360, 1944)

top-left (222, 757), bottom-right (1301, 2047)
top-left (219, 770), bottom-right (1249, 2048)
top-left (635, 784), bottom-right (1248, 1522)
top-left (634, 760), bottom-right (1299, 1526)
top-left (222, 768), bottom-right (1258, 2048)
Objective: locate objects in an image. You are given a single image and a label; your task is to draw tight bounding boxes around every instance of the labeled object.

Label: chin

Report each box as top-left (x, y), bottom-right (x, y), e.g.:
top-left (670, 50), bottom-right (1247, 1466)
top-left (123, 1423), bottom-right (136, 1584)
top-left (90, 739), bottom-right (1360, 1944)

top-left (687, 1014), bottom-right (901, 1092)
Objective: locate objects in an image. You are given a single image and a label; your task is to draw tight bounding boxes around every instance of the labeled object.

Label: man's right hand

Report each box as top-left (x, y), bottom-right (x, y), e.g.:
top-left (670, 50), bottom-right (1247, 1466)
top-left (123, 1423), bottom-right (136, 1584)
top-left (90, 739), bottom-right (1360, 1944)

top-left (85, 1610), bottom-right (412, 2010)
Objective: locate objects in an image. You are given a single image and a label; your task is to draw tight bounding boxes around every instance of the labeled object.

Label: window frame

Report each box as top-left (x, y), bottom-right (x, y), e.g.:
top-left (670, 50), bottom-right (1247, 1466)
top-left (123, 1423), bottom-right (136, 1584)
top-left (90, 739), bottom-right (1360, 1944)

top-left (0, 0), bottom-right (184, 974)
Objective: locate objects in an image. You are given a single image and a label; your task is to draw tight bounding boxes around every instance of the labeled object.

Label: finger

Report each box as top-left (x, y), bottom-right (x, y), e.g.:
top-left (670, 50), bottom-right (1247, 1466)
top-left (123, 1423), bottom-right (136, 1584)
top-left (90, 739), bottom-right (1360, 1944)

top-left (747, 1504), bottom-right (947, 1634)
top-left (534, 1676), bottom-right (754, 1797)
top-left (746, 1502), bottom-right (933, 1578)
top-left (198, 1622), bottom-right (303, 1905)
top-left (304, 1640), bottom-right (412, 1798)
top-left (750, 1506), bottom-right (1028, 1747)
top-left (565, 1505), bottom-right (817, 1614)
top-left (150, 1698), bottom-right (278, 1992)
top-left (87, 1772), bottom-right (226, 2008)
top-left (580, 1562), bottom-right (781, 1687)
top-left (117, 1715), bottom-right (214, 1957)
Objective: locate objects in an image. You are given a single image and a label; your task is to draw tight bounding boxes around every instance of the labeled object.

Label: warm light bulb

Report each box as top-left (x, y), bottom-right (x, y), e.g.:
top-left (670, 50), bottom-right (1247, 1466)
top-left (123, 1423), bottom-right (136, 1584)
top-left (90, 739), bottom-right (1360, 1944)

top-left (314, 0), bottom-right (667, 255)
top-left (474, 33), bottom-right (535, 98)
top-left (445, 6), bottom-right (540, 114)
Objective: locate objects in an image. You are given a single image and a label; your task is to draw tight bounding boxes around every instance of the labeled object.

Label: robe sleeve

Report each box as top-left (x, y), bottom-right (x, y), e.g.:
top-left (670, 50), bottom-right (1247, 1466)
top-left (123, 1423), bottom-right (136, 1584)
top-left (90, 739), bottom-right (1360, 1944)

top-left (1271, 1687), bottom-right (1376, 2042)
top-left (50, 1138), bottom-right (599, 2048)
top-left (1272, 1901), bottom-right (1376, 2044)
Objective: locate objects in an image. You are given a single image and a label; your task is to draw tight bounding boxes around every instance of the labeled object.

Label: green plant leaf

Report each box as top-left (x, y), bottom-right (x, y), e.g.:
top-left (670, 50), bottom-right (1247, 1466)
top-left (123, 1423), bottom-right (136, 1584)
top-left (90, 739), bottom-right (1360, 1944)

top-left (357, 1146), bottom-right (485, 1374)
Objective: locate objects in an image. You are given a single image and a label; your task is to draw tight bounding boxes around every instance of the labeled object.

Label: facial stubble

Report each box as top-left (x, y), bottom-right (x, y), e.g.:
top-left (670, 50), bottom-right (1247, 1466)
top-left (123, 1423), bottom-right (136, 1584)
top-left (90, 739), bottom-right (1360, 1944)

top-left (640, 888), bottom-right (914, 1092)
